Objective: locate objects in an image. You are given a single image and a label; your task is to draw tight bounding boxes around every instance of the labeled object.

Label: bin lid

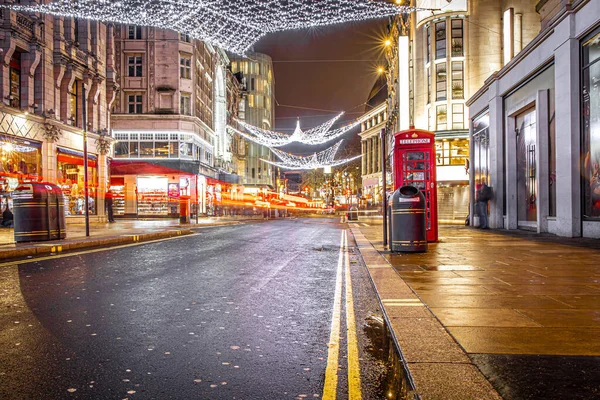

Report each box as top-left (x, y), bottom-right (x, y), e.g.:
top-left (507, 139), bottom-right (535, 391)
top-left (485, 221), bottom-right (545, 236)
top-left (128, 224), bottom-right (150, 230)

top-left (13, 182), bottom-right (64, 200)
top-left (391, 185), bottom-right (425, 206)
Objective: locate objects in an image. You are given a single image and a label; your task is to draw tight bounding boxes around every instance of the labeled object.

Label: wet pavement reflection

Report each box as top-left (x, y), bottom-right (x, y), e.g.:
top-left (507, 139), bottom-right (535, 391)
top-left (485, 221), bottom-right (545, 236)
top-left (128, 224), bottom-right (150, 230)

top-left (363, 314), bottom-right (413, 400)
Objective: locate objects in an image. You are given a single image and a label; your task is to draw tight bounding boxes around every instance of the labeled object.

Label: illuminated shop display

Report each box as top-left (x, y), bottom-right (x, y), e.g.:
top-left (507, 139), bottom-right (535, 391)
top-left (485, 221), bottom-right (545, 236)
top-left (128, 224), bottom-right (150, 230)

top-left (57, 147), bottom-right (98, 216)
top-left (4, 1), bottom-right (416, 55)
top-left (137, 176), bottom-right (169, 216)
top-left (0, 136), bottom-right (42, 189)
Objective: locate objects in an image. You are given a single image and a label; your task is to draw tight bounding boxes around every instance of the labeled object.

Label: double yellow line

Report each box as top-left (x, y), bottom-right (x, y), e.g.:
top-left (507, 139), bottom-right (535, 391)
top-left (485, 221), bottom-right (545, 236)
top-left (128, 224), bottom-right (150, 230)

top-left (323, 230), bottom-right (362, 400)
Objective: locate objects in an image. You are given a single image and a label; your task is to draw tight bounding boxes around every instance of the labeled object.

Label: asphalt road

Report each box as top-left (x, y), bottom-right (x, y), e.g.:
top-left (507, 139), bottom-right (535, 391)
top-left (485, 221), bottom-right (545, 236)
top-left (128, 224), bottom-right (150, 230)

top-left (0, 218), bottom-right (402, 400)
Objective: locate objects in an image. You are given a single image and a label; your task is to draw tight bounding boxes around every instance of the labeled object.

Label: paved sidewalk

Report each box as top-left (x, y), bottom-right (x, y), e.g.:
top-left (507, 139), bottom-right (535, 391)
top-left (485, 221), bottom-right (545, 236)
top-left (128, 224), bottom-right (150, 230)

top-left (349, 220), bottom-right (600, 400)
top-left (0, 217), bottom-right (261, 261)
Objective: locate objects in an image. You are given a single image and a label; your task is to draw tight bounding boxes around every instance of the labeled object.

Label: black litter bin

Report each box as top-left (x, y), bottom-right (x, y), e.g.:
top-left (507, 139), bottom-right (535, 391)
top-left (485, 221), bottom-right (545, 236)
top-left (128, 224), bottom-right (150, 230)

top-left (13, 183), bottom-right (66, 242)
top-left (390, 186), bottom-right (427, 252)
top-left (348, 206), bottom-right (358, 221)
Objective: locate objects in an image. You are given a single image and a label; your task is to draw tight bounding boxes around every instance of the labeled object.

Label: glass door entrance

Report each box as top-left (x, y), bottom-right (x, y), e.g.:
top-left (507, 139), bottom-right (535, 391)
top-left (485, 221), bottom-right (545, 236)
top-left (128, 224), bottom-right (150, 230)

top-left (516, 108), bottom-right (537, 227)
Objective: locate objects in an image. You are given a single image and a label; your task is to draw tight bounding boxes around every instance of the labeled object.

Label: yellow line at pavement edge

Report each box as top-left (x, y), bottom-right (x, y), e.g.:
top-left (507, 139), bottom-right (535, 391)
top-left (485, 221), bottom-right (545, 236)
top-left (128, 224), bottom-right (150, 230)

top-left (322, 230), bottom-right (345, 400)
top-left (345, 230), bottom-right (363, 400)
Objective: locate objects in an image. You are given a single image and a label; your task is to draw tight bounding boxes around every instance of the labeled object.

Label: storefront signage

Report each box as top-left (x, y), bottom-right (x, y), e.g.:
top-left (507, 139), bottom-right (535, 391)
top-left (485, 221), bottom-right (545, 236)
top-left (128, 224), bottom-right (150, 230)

top-left (399, 138), bottom-right (431, 144)
top-left (168, 183), bottom-right (180, 198)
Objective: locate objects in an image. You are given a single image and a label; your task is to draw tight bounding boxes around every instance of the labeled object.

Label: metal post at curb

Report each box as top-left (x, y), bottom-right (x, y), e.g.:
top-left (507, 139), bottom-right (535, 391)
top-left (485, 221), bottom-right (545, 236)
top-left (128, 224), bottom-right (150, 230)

top-left (195, 175), bottom-right (199, 224)
top-left (381, 128), bottom-right (387, 248)
top-left (82, 82), bottom-right (90, 237)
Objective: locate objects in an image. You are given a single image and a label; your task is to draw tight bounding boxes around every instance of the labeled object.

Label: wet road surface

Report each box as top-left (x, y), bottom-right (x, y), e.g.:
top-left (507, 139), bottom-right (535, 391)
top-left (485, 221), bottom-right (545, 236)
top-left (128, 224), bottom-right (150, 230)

top-left (0, 218), bottom-right (406, 399)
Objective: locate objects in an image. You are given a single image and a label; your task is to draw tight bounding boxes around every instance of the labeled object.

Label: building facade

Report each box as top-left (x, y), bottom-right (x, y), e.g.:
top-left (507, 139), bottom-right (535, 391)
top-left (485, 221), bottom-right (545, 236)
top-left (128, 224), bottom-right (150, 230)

top-left (229, 52), bottom-right (275, 189)
top-left (359, 102), bottom-right (387, 207)
top-left (110, 26), bottom-right (244, 217)
top-left (467, 0), bottom-right (600, 237)
top-left (386, 0), bottom-right (539, 223)
top-left (0, 5), bottom-right (116, 222)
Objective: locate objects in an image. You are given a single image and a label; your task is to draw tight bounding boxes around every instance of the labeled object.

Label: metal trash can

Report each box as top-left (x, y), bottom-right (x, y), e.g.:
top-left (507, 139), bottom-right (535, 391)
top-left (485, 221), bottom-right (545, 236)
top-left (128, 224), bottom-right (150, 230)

top-left (348, 206), bottom-right (358, 221)
top-left (13, 183), bottom-right (66, 242)
top-left (390, 186), bottom-right (427, 252)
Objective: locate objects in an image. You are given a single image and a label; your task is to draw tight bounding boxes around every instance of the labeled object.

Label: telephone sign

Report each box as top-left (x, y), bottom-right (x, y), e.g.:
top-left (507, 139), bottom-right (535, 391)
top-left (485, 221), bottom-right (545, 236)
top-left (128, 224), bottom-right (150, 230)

top-left (393, 129), bottom-right (438, 242)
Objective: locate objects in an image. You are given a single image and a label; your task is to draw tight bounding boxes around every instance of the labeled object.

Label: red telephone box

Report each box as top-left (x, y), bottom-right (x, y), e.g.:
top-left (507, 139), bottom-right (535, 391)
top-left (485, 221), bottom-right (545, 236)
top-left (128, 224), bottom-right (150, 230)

top-left (393, 128), bottom-right (438, 242)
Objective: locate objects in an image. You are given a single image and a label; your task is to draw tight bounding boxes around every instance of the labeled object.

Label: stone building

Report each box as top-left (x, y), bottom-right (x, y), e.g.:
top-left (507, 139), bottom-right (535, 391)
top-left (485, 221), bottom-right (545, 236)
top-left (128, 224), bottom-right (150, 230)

top-left (110, 26), bottom-right (244, 217)
top-left (229, 51), bottom-right (275, 190)
top-left (385, 0), bottom-right (540, 223)
top-left (467, 0), bottom-right (600, 237)
top-left (358, 77), bottom-right (387, 207)
top-left (0, 5), bottom-right (116, 222)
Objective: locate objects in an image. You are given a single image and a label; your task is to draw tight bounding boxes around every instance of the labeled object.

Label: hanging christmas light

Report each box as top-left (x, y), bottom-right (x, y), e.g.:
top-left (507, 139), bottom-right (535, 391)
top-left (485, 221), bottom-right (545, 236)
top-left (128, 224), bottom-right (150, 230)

top-left (229, 112), bottom-right (359, 148)
top-left (3, 0), bottom-right (418, 55)
top-left (261, 139), bottom-right (362, 170)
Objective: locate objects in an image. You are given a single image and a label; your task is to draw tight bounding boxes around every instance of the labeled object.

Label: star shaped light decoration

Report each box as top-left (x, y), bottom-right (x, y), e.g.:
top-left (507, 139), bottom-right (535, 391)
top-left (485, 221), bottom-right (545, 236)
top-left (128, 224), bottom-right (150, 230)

top-left (228, 112), bottom-right (360, 148)
top-left (3, 0), bottom-right (417, 54)
top-left (262, 139), bottom-right (362, 170)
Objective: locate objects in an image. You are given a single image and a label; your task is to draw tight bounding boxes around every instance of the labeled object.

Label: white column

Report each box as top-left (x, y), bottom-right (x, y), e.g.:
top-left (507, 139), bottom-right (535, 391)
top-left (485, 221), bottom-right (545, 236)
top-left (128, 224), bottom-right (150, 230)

top-left (553, 28), bottom-right (581, 237)
top-left (489, 83), bottom-right (506, 230)
top-left (535, 90), bottom-right (549, 233)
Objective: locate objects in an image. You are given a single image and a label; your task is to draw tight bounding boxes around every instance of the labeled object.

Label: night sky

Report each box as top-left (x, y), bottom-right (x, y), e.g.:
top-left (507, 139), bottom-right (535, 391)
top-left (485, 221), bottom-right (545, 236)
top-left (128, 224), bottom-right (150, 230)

top-left (254, 18), bottom-right (390, 155)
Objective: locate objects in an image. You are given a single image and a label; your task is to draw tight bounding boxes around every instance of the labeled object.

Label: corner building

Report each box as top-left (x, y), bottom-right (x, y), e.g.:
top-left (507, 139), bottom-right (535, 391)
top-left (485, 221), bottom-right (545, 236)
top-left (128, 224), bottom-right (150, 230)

top-left (387, 0), bottom-right (539, 223)
top-left (0, 6), bottom-right (116, 222)
top-left (110, 26), bottom-right (243, 217)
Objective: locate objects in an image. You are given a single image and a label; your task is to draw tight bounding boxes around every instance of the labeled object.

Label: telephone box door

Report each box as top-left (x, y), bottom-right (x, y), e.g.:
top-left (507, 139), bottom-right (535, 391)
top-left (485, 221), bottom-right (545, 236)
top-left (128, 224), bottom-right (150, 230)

top-left (393, 129), bottom-right (438, 242)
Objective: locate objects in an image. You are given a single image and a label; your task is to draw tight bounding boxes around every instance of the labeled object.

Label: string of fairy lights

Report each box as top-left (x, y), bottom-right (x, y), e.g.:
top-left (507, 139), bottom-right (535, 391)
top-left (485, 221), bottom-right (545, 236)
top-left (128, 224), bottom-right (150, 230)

top-left (262, 140), bottom-right (363, 170)
top-left (4, 0), bottom-right (418, 55)
top-left (230, 112), bottom-right (359, 148)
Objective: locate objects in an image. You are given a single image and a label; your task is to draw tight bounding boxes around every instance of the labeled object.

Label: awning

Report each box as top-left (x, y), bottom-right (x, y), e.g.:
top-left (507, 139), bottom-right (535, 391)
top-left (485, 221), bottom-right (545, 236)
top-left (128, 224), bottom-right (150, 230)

top-left (57, 147), bottom-right (97, 168)
top-left (110, 159), bottom-right (201, 176)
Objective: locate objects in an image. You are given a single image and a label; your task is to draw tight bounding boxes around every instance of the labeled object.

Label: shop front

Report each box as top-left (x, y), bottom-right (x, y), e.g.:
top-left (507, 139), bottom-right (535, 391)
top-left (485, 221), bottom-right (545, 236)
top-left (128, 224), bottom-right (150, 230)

top-left (0, 135), bottom-right (42, 212)
top-left (435, 136), bottom-right (469, 224)
top-left (57, 147), bottom-right (99, 216)
top-left (110, 159), bottom-right (207, 218)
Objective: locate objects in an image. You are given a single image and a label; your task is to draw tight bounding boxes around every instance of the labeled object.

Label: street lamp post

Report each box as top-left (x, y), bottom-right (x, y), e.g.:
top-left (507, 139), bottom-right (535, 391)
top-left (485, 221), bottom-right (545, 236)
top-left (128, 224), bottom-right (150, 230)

top-left (82, 82), bottom-right (90, 237)
top-left (381, 128), bottom-right (387, 248)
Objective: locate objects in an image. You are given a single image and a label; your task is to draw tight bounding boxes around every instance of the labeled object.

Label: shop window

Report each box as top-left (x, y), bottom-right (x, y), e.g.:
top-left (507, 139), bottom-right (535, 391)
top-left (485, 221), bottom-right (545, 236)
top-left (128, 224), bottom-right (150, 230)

top-left (137, 176), bottom-right (169, 216)
top-left (582, 29), bottom-right (600, 218)
top-left (435, 21), bottom-right (446, 59)
top-left (154, 142), bottom-right (169, 158)
top-left (57, 150), bottom-right (98, 216)
top-left (128, 94), bottom-right (142, 114)
top-left (436, 104), bottom-right (447, 131)
top-left (169, 142), bottom-right (178, 157)
top-left (452, 61), bottom-right (464, 99)
top-left (435, 138), bottom-right (469, 166)
top-left (128, 25), bottom-right (142, 39)
top-left (114, 142), bottom-right (129, 157)
top-left (436, 63), bottom-right (447, 101)
top-left (452, 104), bottom-right (464, 129)
top-left (472, 113), bottom-right (490, 185)
top-left (0, 137), bottom-right (42, 194)
top-left (8, 53), bottom-right (21, 108)
top-left (140, 142), bottom-right (154, 157)
top-left (451, 19), bottom-right (463, 57)
top-left (128, 55), bottom-right (143, 77)
top-left (180, 93), bottom-right (191, 115)
top-left (180, 56), bottom-right (191, 79)
top-left (129, 142), bottom-right (139, 157)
